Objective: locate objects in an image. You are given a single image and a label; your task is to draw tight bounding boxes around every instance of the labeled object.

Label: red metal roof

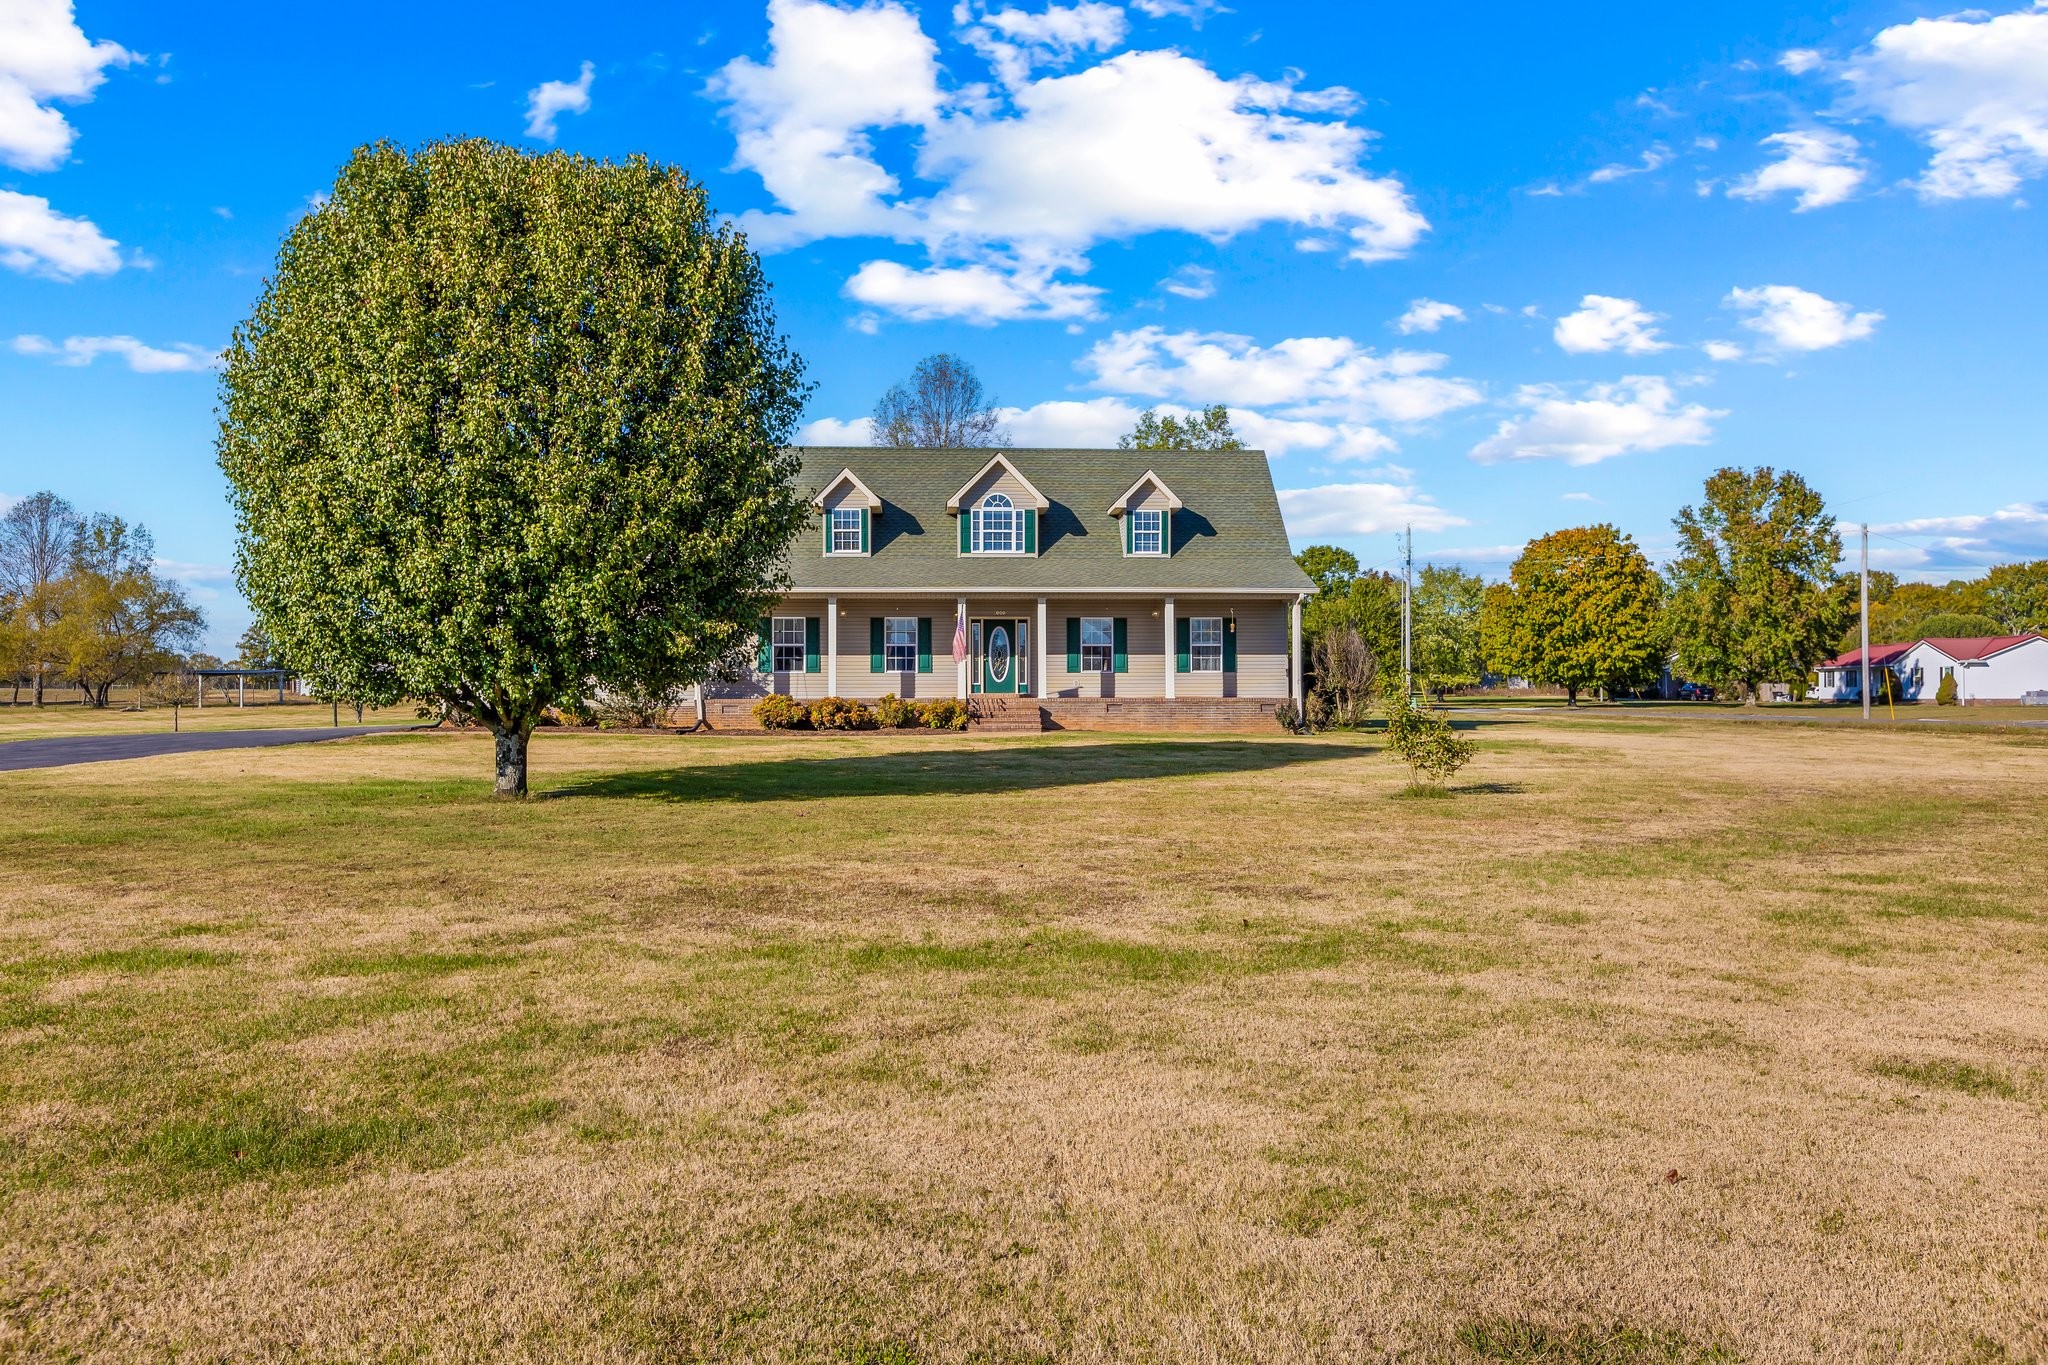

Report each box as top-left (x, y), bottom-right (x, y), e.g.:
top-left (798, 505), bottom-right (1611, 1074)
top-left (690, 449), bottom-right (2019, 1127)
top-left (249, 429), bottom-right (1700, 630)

top-left (1823, 643), bottom-right (1912, 668)
top-left (1914, 634), bottom-right (2043, 663)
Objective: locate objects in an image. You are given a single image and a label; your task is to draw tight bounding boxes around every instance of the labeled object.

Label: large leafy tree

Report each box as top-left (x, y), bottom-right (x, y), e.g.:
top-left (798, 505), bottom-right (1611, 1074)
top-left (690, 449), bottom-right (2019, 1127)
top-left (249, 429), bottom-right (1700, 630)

top-left (1119, 404), bottom-right (1243, 451)
top-left (1481, 525), bottom-right (1665, 704)
top-left (1666, 467), bottom-right (1849, 702)
top-left (1977, 560), bottom-right (2048, 634)
top-left (871, 353), bottom-right (1008, 447)
top-left (1412, 564), bottom-right (1485, 699)
top-left (218, 139), bottom-right (810, 796)
top-left (1295, 545), bottom-right (1401, 683)
top-left (53, 516), bottom-right (204, 707)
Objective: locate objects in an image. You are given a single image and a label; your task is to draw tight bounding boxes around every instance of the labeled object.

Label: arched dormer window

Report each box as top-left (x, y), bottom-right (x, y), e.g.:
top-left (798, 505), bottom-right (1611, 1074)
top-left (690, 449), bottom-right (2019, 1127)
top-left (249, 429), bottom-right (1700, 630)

top-left (973, 492), bottom-right (1018, 553)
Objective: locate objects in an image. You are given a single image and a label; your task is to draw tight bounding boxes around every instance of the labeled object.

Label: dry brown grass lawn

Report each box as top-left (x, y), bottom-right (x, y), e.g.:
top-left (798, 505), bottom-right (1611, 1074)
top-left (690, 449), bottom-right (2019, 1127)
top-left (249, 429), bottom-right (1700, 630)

top-left (2, 717), bottom-right (2044, 1363)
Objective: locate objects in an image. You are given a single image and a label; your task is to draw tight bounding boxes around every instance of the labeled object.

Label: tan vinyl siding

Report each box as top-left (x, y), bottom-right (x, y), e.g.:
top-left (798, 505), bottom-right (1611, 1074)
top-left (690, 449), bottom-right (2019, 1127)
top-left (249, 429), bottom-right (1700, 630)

top-left (1124, 483), bottom-right (1171, 513)
top-left (1044, 598), bottom-right (1164, 699)
top-left (829, 596), bottom-right (962, 701)
top-left (958, 465), bottom-right (1036, 512)
top-left (1174, 600), bottom-right (1289, 699)
top-left (818, 483), bottom-right (866, 513)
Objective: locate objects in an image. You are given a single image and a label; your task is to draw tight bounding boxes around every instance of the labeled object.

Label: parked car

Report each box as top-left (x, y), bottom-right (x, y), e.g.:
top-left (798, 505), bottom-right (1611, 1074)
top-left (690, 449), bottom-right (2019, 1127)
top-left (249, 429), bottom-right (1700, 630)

top-left (1678, 682), bottom-right (1716, 702)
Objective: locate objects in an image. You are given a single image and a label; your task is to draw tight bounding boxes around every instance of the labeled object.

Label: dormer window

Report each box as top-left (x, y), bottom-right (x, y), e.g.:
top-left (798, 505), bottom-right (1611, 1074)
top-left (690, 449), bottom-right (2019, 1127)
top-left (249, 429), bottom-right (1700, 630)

top-left (974, 493), bottom-right (1019, 553)
top-left (1130, 509), bottom-right (1163, 555)
top-left (829, 507), bottom-right (863, 553)
top-left (1109, 470), bottom-right (1183, 558)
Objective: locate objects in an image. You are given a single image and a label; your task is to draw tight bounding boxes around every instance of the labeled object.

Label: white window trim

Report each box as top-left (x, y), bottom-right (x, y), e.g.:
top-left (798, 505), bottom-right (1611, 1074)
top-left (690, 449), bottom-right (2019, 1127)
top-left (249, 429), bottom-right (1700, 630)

top-left (1080, 616), bottom-right (1114, 673)
top-left (1129, 508), bottom-right (1165, 556)
top-left (884, 616), bottom-right (917, 672)
top-left (771, 616), bottom-right (806, 675)
top-left (1190, 616), bottom-right (1223, 672)
top-left (828, 506), bottom-right (863, 555)
top-left (969, 492), bottom-right (1028, 555)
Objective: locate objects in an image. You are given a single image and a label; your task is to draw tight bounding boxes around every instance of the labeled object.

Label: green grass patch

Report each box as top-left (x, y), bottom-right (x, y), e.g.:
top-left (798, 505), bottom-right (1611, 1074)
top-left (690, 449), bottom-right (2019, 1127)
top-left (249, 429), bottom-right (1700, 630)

top-left (1871, 1056), bottom-right (2019, 1099)
top-left (1455, 1317), bottom-right (1740, 1363)
top-left (303, 948), bottom-right (514, 977)
top-left (75, 946), bottom-right (234, 973)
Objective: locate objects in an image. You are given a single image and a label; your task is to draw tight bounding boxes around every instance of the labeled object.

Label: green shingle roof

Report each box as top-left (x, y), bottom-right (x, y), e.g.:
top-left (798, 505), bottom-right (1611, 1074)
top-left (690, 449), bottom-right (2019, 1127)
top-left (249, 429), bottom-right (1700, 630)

top-left (785, 447), bottom-right (1314, 595)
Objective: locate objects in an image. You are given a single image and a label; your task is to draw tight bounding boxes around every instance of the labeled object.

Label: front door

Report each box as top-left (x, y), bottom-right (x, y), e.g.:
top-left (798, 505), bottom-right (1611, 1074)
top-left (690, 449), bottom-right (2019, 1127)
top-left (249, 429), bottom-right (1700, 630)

top-left (973, 618), bottom-right (1028, 694)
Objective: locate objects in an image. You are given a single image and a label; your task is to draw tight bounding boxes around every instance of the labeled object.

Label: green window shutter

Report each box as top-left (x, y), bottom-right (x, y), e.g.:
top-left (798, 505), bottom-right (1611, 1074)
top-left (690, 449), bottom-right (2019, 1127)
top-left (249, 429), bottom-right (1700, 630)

top-left (869, 617), bottom-right (884, 673)
top-left (805, 617), bottom-right (822, 674)
top-left (1113, 617), bottom-right (1128, 674)
top-left (823, 515), bottom-right (831, 556)
top-left (1175, 617), bottom-right (1191, 674)
top-left (958, 512), bottom-right (972, 554)
top-left (1022, 508), bottom-right (1037, 554)
top-left (860, 507), bottom-right (870, 555)
top-left (757, 617), bottom-right (772, 673)
top-left (1223, 616), bottom-right (1237, 673)
top-left (1122, 514), bottom-right (1133, 555)
top-left (1163, 508), bottom-right (1172, 557)
top-left (917, 618), bottom-right (933, 673)
top-left (1065, 618), bottom-right (1081, 673)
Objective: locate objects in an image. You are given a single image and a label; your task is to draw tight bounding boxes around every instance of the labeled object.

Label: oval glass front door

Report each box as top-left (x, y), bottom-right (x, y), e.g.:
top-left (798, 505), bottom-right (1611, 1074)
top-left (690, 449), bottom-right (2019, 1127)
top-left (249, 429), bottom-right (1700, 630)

top-left (988, 626), bottom-right (1011, 683)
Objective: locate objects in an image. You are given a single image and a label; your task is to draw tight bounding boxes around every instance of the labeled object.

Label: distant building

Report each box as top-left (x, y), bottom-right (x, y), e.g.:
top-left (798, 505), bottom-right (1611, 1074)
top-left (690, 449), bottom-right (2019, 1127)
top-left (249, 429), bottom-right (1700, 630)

top-left (1816, 634), bottom-right (2048, 704)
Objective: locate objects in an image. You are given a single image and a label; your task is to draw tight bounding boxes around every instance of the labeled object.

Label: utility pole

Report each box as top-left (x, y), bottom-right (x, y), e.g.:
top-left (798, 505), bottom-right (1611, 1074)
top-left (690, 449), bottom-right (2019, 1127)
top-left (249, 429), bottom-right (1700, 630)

top-left (1401, 525), bottom-right (1414, 699)
top-left (1860, 523), bottom-right (1871, 722)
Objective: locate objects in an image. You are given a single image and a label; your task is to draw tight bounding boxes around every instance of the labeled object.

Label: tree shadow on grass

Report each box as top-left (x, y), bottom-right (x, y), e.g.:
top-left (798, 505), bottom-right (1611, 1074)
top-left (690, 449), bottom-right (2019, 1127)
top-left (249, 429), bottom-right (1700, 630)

top-left (543, 739), bottom-right (1361, 803)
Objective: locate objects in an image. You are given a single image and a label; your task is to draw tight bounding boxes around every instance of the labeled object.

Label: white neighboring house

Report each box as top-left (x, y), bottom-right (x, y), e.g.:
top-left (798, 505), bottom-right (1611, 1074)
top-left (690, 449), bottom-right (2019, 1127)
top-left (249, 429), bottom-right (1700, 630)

top-left (1897, 634), bottom-right (2048, 704)
top-left (1814, 643), bottom-right (1912, 702)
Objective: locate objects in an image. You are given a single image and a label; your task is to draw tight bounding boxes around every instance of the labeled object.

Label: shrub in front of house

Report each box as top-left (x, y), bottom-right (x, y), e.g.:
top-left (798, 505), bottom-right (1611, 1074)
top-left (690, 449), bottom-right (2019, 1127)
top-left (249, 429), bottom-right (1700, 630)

top-left (1935, 674), bottom-right (1958, 706)
top-left (809, 696), bottom-right (875, 730)
top-left (753, 694), bottom-right (810, 729)
top-left (1274, 698), bottom-right (1302, 732)
top-left (875, 693), bottom-right (920, 729)
top-left (920, 698), bottom-right (969, 731)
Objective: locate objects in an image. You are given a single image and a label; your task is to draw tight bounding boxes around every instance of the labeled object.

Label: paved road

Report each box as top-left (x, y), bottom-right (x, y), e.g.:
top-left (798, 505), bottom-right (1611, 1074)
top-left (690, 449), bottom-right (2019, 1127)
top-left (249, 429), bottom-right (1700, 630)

top-left (1475, 705), bottom-right (2048, 730)
top-left (0, 726), bottom-right (414, 773)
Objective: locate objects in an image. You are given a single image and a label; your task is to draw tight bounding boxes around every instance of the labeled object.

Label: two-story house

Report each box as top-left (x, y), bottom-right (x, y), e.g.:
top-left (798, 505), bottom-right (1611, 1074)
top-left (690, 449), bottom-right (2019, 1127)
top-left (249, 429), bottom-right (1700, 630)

top-left (704, 446), bottom-right (1316, 731)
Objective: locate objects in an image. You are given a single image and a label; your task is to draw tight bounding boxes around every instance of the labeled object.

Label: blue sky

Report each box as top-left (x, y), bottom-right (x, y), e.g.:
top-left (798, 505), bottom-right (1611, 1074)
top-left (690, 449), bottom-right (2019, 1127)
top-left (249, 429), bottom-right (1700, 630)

top-left (5, 0), bottom-right (2046, 653)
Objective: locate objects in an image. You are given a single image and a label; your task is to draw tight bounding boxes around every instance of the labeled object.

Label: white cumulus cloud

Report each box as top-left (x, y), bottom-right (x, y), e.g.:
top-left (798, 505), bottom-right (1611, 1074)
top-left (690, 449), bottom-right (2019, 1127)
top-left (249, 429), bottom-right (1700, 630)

top-left (845, 257), bottom-right (1104, 322)
top-left (1395, 298), bottom-right (1464, 334)
top-left (709, 0), bottom-right (1425, 320)
top-left (1833, 4), bottom-right (2048, 200)
top-left (0, 189), bottom-right (120, 278)
top-left (1552, 295), bottom-right (1670, 355)
top-left (1726, 284), bottom-right (1882, 352)
top-left (1587, 143), bottom-right (1673, 184)
top-left (0, 0), bottom-right (133, 171)
top-left (1727, 129), bottom-right (1867, 211)
top-left (797, 415), bottom-right (876, 444)
top-left (12, 332), bottom-right (216, 371)
top-left (1276, 481), bottom-right (1466, 538)
top-left (1082, 326), bottom-right (1482, 428)
top-left (1871, 502), bottom-right (2048, 570)
top-left (1470, 376), bottom-right (1723, 465)
top-left (525, 61), bottom-right (594, 141)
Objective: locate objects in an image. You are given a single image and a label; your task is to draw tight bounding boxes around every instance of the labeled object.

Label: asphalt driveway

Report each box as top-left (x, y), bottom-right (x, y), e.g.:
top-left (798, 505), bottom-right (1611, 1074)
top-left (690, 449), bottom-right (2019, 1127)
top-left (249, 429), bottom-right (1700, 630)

top-left (0, 726), bottom-right (413, 773)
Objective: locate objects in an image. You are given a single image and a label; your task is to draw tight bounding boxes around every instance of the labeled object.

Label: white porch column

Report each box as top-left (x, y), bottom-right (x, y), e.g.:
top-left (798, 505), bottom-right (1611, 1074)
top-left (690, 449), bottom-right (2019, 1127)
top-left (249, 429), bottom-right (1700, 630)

top-left (1290, 596), bottom-right (1304, 703)
top-left (1037, 597), bottom-right (1048, 699)
top-left (1163, 597), bottom-right (1176, 701)
top-left (956, 595), bottom-right (969, 700)
top-left (826, 597), bottom-right (838, 695)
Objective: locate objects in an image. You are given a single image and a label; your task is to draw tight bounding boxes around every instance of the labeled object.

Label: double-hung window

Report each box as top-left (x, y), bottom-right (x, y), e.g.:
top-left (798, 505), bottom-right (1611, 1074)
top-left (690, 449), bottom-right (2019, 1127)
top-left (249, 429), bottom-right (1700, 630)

top-left (1081, 617), bottom-right (1114, 672)
top-left (1130, 508), bottom-right (1163, 555)
top-left (974, 493), bottom-right (1017, 553)
top-left (830, 507), bottom-right (862, 553)
top-left (771, 617), bottom-right (806, 674)
top-left (884, 617), bottom-right (917, 672)
top-left (1190, 617), bottom-right (1224, 672)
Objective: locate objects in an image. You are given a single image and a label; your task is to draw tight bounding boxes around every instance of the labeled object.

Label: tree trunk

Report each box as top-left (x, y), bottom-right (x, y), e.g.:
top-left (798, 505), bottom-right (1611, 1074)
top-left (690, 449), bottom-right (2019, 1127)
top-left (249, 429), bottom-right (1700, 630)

top-left (1566, 683), bottom-right (1579, 707)
top-left (492, 725), bottom-right (531, 799)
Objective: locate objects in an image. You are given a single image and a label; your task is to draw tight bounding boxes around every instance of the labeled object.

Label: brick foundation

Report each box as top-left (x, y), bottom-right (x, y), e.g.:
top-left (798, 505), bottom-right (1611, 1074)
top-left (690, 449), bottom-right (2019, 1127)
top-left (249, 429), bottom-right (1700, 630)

top-left (699, 695), bottom-right (1286, 733)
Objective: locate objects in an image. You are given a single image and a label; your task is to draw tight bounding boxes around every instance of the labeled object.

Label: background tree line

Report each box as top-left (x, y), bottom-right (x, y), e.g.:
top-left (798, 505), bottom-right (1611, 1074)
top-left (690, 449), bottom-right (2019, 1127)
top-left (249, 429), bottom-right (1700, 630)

top-left (1295, 465), bottom-right (2046, 714)
top-left (0, 491), bottom-right (206, 706)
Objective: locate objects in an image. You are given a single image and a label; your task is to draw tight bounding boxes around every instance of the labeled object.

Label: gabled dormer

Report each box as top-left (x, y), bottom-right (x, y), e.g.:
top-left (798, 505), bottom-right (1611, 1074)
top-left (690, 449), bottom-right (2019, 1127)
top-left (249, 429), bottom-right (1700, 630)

top-left (947, 454), bottom-right (1049, 556)
top-left (1108, 470), bottom-right (1181, 557)
top-left (812, 467), bottom-right (880, 556)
